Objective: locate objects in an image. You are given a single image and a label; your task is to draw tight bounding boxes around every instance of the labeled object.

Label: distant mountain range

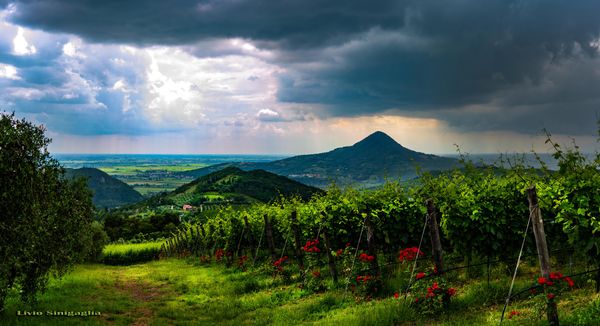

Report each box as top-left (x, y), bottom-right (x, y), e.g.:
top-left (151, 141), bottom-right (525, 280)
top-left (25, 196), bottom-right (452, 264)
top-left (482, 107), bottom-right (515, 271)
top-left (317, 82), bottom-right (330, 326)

top-left (144, 166), bottom-right (323, 207)
top-left (178, 131), bottom-right (458, 187)
top-left (64, 168), bottom-right (143, 208)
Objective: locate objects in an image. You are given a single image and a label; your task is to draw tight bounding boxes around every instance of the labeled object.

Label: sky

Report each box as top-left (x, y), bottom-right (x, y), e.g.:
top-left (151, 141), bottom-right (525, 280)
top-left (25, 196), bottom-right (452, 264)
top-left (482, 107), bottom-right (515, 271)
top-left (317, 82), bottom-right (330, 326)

top-left (0, 0), bottom-right (599, 155)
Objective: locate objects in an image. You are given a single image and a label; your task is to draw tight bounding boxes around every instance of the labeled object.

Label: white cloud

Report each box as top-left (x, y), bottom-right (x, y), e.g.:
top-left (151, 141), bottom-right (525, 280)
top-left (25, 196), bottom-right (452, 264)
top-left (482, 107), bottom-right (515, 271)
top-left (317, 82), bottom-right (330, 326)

top-left (62, 40), bottom-right (86, 58)
top-left (13, 27), bottom-right (37, 55)
top-left (256, 108), bottom-right (282, 121)
top-left (0, 63), bottom-right (20, 80)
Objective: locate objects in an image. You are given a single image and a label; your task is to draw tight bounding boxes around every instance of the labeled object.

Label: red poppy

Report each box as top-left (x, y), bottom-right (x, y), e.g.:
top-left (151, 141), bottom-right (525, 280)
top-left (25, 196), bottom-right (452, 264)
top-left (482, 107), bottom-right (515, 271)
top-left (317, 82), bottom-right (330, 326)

top-left (416, 272), bottom-right (426, 280)
top-left (508, 310), bottom-right (520, 319)
top-left (447, 288), bottom-right (456, 297)
top-left (547, 293), bottom-right (555, 300)
top-left (538, 277), bottom-right (547, 285)
top-left (393, 292), bottom-right (399, 299)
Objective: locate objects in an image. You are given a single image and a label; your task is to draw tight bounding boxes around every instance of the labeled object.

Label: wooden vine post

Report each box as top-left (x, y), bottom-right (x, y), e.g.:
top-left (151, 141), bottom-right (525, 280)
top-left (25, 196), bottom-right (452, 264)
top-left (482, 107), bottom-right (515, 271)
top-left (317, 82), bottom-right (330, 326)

top-left (426, 199), bottom-right (444, 274)
top-left (528, 185), bottom-right (559, 326)
top-left (321, 229), bottom-right (339, 284)
top-left (243, 216), bottom-right (255, 258)
top-left (264, 214), bottom-right (277, 261)
top-left (290, 211), bottom-right (305, 270)
top-left (364, 214), bottom-right (380, 276)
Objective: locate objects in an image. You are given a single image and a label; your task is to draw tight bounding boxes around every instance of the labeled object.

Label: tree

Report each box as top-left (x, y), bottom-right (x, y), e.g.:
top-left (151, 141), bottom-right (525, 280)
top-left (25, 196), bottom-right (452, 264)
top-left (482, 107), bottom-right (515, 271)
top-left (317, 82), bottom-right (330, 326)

top-left (0, 113), bottom-right (96, 311)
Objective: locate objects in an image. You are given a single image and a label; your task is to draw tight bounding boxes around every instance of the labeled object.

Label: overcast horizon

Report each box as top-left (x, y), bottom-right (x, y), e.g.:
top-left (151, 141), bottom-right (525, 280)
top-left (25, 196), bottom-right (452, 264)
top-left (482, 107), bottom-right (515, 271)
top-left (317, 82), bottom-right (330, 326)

top-left (1, 1), bottom-right (599, 155)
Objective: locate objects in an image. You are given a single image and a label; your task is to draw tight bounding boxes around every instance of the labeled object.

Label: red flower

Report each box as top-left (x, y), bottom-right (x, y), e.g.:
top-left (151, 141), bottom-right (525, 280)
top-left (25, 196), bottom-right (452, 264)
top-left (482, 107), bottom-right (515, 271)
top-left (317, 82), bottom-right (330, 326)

top-left (312, 270), bottom-right (321, 278)
top-left (447, 288), bottom-right (456, 297)
top-left (538, 277), bottom-right (547, 285)
top-left (359, 253), bottom-right (375, 262)
top-left (432, 282), bottom-right (439, 290)
top-left (416, 272), bottom-right (426, 280)
top-left (336, 249), bottom-right (343, 256)
top-left (215, 248), bottom-right (225, 262)
top-left (415, 297), bottom-right (419, 303)
top-left (547, 293), bottom-right (555, 300)
top-left (398, 247), bottom-right (425, 262)
top-left (393, 292), bottom-right (399, 299)
top-left (546, 281), bottom-right (554, 286)
top-left (303, 239), bottom-right (321, 253)
top-left (508, 310), bottom-right (520, 319)
top-left (273, 256), bottom-right (288, 270)
top-left (345, 242), bottom-right (351, 248)
top-left (550, 272), bottom-right (563, 280)
top-left (238, 255), bottom-right (249, 267)
top-left (564, 276), bottom-right (575, 287)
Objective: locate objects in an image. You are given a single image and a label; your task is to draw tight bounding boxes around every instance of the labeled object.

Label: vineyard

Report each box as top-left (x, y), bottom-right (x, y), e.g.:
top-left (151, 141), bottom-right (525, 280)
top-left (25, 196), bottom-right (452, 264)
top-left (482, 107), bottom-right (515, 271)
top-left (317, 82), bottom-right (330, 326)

top-left (159, 143), bottom-right (600, 324)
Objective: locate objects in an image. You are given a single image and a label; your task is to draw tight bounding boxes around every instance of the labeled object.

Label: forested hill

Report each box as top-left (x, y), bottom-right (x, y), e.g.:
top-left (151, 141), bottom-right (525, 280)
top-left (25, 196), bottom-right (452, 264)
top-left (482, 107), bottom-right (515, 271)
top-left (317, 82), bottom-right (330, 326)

top-left (146, 167), bottom-right (323, 207)
top-left (178, 131), bottom-right (458, 187)
top-left (64, 168), bottom-right (144, 208)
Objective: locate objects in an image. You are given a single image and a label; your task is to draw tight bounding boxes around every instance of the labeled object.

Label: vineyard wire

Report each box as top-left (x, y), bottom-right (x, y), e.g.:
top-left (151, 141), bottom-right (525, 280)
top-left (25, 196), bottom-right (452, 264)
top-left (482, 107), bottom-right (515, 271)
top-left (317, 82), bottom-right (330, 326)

top-left (402, 212), bottom-right (430, 299)
top-left (506, 267), bottom-right (600, 301)
top-left (235, 224), bottom-right (245, 257)
top-left (499, 203), bottom-right (534, 325)
top-left (279, 233), bottom-right (290, 261)
top-left (344, 214), bottom-right (368, 295)
top-left (252, 224), bottom-right (264, 267)
top-left (348, 247), bottom-right (575, 280)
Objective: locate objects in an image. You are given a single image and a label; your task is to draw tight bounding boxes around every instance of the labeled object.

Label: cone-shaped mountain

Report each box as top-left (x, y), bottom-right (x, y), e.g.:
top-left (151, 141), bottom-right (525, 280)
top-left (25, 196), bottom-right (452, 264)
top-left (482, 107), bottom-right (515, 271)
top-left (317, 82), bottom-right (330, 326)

top-left (179, 131), bottom-right (457, 187)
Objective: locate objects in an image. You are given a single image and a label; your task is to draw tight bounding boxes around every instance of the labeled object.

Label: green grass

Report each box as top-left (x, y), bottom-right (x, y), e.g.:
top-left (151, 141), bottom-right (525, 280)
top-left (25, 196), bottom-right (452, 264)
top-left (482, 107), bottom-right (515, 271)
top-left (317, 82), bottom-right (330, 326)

top-left (101, 241), bottom-right (164, 265)
top-left (2, 259), bottom-right (599, 325)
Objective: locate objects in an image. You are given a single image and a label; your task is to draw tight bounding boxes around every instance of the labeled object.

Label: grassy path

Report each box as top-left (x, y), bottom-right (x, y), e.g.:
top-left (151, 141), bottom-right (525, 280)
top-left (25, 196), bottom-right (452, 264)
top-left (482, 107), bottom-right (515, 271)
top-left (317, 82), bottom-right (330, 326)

top-left (1, 259), bottom-right (599, 325)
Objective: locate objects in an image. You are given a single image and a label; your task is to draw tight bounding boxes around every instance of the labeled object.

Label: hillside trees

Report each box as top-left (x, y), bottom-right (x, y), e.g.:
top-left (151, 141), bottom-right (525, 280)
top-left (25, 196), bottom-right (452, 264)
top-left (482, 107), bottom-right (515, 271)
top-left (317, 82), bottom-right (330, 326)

top-left (0, 113), bottom-right (96, 311)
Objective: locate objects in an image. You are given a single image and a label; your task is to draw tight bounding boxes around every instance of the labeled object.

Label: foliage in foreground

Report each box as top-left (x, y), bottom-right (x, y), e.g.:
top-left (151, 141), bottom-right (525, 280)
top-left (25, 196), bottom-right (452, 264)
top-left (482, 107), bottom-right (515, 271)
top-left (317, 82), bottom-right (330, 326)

top-left (0, 113), bottom-right (100, 311)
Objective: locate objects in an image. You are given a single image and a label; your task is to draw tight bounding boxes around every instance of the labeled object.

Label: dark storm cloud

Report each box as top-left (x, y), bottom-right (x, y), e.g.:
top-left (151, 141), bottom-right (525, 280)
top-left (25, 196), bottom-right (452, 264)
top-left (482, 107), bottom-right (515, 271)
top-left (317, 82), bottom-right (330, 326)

top-left (2, 0), bottom-right (600, 135)
top-left (5, 0), bottom-right (410, 48)
top-left (274, 0), bottom-right (600, 134)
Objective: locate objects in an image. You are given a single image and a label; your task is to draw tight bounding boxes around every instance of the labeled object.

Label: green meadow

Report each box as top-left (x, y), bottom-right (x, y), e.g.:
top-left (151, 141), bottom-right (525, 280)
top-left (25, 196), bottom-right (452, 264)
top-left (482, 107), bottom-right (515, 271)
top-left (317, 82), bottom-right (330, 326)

top-left (2, 258), bottom-right (599, 325)
top-left (98, 164), bottom-right (208, 175)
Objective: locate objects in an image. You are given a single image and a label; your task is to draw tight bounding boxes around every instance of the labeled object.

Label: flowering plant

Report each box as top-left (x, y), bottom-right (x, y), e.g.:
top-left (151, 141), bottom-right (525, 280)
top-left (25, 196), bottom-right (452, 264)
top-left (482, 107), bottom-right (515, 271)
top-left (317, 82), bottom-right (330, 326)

top-left (272, 255), bottom-right (293, 283)
top-left (273, 256), bottom-right (288, 272)
top-left (199, 255), bottom-right (211, 264)
top-left (215, 248), bottom-right (225, 262)
top-left (530, 271), bottom-right (575, 320)
top-left (359, 253), bottom-right (375, 262)
top-left (301, 237), bottom-right (327, 292)
top-left (302, 239), bottom-right (321, 253)
top-left (349, 251), bottom-right (382, 300)
top-left (410, 274), bottom-right (456, 314)
top-left (398, 247), bottom-right (425, 262)
top-left (238, 255), bottom-right (249, 271)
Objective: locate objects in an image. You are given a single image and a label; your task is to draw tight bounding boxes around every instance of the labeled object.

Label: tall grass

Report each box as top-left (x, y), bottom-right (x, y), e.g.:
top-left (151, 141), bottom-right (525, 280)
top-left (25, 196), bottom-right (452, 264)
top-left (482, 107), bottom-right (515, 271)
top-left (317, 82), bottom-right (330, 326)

top-left (101, 241), bottom-right (163, 265)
